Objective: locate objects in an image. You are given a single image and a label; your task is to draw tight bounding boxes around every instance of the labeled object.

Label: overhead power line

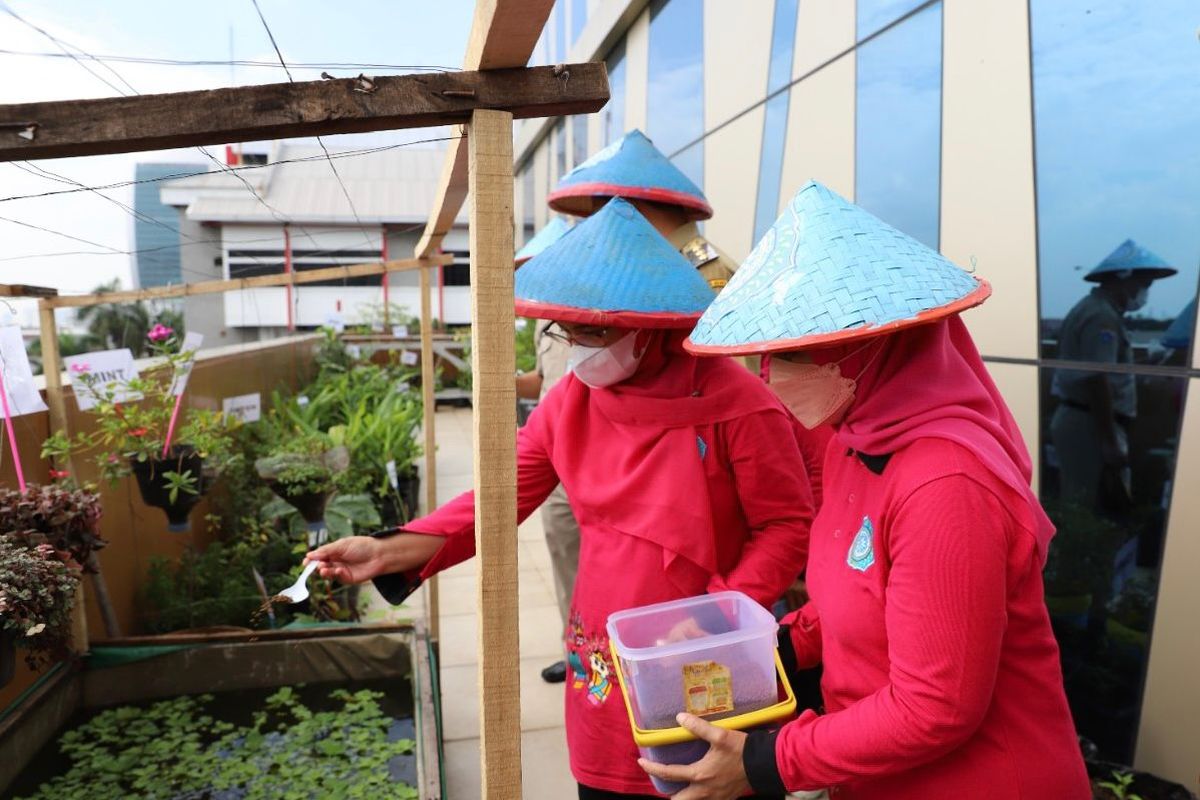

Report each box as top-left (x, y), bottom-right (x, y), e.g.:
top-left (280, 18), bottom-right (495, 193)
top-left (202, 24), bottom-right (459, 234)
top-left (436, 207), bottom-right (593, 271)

top-left (0, 48), bottom-right (457, 72)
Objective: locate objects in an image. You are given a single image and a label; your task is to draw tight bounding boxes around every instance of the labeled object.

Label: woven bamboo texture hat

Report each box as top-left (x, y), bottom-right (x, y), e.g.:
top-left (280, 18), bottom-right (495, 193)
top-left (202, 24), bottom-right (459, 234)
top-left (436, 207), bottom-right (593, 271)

top-left (547, 129), bottom-right (713, 221)
top-left (515, 216), bottom-right (573, 266)
top-left (1085, 239), bottom-right (1177, 282)
top-left (515, 197), bottom-right (713, 329)
top-left (686, 181), bottom-right (991, 355)
top-left (1161, 298), bottom-right (1195, 350)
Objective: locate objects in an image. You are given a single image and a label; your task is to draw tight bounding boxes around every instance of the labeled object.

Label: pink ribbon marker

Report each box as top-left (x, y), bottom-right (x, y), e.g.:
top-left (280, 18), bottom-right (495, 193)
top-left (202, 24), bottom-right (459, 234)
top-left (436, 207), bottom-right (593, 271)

top-left (0, 369), bottom-right (27, 492)
top-left (162, 391), bottom-right (185, 459)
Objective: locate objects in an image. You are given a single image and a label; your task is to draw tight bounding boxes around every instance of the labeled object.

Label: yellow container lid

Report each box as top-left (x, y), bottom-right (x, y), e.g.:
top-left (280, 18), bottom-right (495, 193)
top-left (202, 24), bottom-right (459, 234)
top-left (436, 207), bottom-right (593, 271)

top-left (608, 642), bottom-right (798, 747)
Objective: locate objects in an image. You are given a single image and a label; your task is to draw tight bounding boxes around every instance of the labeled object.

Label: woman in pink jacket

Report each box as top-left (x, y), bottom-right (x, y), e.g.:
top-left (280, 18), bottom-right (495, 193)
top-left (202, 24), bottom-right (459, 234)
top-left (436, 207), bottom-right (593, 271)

top-left (310, 198), bottom-right (814, 798)
top-left (642, 182), bottom-right (1091, 800)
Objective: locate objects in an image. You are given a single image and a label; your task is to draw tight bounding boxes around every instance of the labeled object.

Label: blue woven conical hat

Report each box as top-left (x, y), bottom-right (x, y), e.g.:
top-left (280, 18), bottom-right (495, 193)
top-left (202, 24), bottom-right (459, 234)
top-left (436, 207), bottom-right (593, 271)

top-left (547, 129), bottom-right (713, 221)
top-left (686, 181), bottom-right (991, 355)
top-left (1085, 239), bottom-right (1177, 282)
top-left (1162, 298), bottom-right (1195, 350)
top-left (515, 216), bottom-right (573, 266)
top-left (515, 197), bottom-right (714, 329)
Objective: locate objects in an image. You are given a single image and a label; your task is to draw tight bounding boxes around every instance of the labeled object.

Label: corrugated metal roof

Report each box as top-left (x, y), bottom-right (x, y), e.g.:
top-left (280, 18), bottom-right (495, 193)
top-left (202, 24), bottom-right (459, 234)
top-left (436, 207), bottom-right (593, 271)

top-left (162, 143), bottom-right (466, 226)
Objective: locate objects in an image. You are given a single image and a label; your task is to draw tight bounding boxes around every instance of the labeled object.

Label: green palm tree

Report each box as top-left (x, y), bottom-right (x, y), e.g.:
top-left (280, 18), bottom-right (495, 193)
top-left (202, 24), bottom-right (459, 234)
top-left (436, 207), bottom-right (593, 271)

top-left (74, 281), bottom-right (184, 357)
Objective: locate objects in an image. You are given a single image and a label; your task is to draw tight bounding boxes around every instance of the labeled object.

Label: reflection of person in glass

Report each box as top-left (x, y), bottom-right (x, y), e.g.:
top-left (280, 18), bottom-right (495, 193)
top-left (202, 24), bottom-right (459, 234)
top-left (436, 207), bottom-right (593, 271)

top-left (1050, 239), bottom-right (1176, 511)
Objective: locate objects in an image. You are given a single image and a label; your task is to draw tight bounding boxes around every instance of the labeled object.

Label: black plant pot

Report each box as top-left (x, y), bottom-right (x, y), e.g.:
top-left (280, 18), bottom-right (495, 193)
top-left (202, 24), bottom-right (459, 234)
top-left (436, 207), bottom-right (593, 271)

top-left (381, 470), bottom-right (421, 528)
top-left (130, 446), bottom-right (208, 532)
top-left (0, 629), bottom-right (16, 688)
top-left (265, 481), bottom-right (331, 525)
top-left (1087, 760), bottom-right (1197, 800)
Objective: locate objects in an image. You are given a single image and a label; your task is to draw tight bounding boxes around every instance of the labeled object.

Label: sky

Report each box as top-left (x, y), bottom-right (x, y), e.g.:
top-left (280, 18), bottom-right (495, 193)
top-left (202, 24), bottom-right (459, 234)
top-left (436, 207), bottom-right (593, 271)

top-left (0, 0), bottom-right (474, 326)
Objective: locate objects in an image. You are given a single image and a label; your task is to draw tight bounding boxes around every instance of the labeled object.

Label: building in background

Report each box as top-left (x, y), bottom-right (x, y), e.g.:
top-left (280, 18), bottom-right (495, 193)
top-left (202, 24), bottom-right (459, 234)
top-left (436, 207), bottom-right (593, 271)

top-left (160, 143), bottom-right (469, 345)
top-left (132, 163), bottom-right (206, 288)
top-left (514, 0), bottom-right (1200, 790)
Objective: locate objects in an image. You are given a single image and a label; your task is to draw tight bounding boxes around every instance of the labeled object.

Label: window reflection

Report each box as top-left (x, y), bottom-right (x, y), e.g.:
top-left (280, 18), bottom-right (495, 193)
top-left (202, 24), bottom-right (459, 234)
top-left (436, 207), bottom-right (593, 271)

top-left (754, 0), bottom-right (799, 242)
top-left (855, 1), bottom-right (942, 249)
top-left (553, 119), bottom-right (567, 184)
top-left (570, 0), bottom-right (587, 46)
top-left (1033, 2), bottom-right (1200, 764)
top-left (571, 115), bottom-right (588, 168)
top-left (647, 0), bottom-right (705, 188)
top-left (1040, 369), bottom-right (1185, 762)
top-left (604, 41), bottom-right (627, 147)
top-left (857, 0), bottom-right (929, 41)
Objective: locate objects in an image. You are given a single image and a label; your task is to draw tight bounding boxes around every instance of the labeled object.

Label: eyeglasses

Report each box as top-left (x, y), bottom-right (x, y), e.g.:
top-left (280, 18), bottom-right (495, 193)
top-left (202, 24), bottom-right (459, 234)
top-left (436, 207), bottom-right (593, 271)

top-left (542, 323), bottom-right (611, 348)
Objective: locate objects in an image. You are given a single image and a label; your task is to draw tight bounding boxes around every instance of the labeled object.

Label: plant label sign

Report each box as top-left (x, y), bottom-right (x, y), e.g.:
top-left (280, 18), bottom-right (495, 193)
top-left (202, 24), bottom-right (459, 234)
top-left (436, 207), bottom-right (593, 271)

top-left (400, 350), bottom-right (418, 366)
top-left (64, 348), bottom-right (141, 412)
top-left (0, 326), bottom-right (48, 416)
top-left (515, 318), bottom-right (528, 330)
top-left (170, 332), bottom-right (205, 396)
top-left (324, 313), bottom-right (345, 333)
top-left (371, 323), bottom-right (384, 333)
top-left (392, 325), bottom-right (408, 338)
top-left (347, 344), bottom-right (362, 359)
top-left (386, 459), bottom-right (399, 490)
top-left (222, 392), bottom-right (261, 423)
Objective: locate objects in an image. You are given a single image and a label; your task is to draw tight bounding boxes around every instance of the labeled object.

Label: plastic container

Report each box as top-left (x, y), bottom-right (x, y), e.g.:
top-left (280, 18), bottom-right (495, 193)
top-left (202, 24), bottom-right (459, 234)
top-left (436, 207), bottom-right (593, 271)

top-left (606, 591), bottom-right (792, 795)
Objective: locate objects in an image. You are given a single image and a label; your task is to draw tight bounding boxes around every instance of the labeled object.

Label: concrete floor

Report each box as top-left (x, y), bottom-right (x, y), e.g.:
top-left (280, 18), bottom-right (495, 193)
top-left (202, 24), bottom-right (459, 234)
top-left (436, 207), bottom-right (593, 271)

top-left (368, 407), bottom-right (576, 799)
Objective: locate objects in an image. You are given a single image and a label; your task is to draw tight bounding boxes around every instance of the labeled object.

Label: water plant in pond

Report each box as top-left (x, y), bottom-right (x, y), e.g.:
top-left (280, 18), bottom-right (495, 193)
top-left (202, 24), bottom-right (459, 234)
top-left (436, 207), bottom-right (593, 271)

top-left (12, 687), bottom-right (418, 800)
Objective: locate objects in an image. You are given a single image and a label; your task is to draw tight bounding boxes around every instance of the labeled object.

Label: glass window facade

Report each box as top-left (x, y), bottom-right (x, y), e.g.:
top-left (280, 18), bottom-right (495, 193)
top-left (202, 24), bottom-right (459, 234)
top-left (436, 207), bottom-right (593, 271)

top-left (555, 1), bottom-right (566, 66)
top-left (854, 1), bottom-right (942, 249)
top-left (647, 0), bottom-right (705, 189)
top-left (857, 0), bottom-right (929, 41)
top-left (570, 0), bottom-right (587, 48)
top-left (753, 0), bottom-right (800, 242)
top-left (521, 161), bottom-right (535, 233)
top-left (604, 41), bottom-right (627, 146)
top-left (571, 114), bottom-right (588, 167)
top-left (553, 119), bottom-right (567, 185)
top-left (1031, 0), bottom-right (1200, 763)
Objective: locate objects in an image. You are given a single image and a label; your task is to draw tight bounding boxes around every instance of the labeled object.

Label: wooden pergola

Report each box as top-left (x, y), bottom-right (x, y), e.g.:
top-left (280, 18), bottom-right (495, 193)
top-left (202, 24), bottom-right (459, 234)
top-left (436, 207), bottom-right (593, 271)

top-left (0, 2), bottom-right (609, 795)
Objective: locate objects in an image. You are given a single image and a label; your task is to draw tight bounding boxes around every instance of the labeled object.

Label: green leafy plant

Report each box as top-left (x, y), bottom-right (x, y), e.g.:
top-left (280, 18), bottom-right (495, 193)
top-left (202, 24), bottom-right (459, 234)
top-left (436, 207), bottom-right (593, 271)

top-left (13, 687), bottom-right (417, 800)
top-left (161, 469), bottom-right (199, 505)
top-left (40, 327), bottom-right (240, 491)
top-left (1098, 770), bottom-right (1144, 800)
top-left (1108, 572), bottom-right (1156, 633)
top-left (0, 537), bottom-right (80, 669)
top-left (262, 493), bottom-right (381, 542)
top-left (0, 484), bottom-right (106, 570)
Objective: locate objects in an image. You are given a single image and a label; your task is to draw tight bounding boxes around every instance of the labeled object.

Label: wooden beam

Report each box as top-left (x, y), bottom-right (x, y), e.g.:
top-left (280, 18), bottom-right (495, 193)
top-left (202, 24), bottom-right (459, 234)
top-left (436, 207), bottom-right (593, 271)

top-left (0, 63), bottom-right (608, 162)
top-left (0, 284), bottom-right (57, 298)
top-left (415, 0), bottom-right (558, 259)
top-left (419, 264), bottom-right (440, 644)
top-left (44, 256), bottom-right (452, 309)
top-left (468, 108), bottom-right (520, 799)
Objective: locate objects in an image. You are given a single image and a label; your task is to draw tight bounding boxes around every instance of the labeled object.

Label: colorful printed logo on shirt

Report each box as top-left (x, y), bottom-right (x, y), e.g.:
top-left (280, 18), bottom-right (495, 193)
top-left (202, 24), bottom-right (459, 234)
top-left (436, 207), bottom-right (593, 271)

top-left (564, 610), bottom-right (613, 707)
top-left (847, 516), bottom-right (875, 572)
top-left (697, 436), bottom-right (708, 460)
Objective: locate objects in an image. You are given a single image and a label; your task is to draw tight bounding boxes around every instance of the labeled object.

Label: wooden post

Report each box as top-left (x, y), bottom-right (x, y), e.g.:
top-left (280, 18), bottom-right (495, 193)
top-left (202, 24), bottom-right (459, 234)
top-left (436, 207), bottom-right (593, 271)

top-left (419, 264), bottom-right (440, 643)
top-left (467, 107), bottom-right (520, 799)
top-left (37, 300), bottom-right (121, 642)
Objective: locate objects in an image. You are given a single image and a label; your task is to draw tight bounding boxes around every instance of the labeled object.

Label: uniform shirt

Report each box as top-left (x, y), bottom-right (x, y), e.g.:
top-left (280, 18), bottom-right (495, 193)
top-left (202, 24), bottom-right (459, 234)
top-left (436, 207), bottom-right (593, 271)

top-left (1051, 288), bottom-right (1136, 416)
top-left (747, 438), bottom-right (1090, 799)
top-left (668, 221), bottom-right (739, 293)
top-left (534, 318), bottom-right (571, 400)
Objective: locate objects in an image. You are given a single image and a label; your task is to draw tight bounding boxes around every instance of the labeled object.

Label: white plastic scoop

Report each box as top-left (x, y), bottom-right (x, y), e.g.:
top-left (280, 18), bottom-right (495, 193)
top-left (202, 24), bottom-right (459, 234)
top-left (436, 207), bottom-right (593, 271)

top-left (277, 560), bottom-right (321, 604)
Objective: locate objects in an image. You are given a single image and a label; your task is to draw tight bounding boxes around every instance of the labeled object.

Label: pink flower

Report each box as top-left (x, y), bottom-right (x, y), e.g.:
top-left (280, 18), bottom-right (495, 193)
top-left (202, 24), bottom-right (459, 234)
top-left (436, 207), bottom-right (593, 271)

top-left (70, 362), bottom-right (90, 373)
top-left (148, 323), bottom-right (175, 342)
top-left (128, 427), bottom-right (149, 438)
top-left (48, 469), bottom-right (69, 480)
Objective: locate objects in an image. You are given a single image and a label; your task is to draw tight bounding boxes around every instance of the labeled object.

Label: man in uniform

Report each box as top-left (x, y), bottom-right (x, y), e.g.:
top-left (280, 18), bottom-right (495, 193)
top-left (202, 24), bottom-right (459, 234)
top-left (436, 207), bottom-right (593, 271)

top-left (547, 129), bottom-right (740, 292)
top-left (1050, 239), bottom-right (1176, 512)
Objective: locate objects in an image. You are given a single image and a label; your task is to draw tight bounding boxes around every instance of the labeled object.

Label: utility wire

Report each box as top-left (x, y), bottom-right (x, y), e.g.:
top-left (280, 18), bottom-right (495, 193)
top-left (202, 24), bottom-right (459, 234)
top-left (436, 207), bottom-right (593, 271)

top-left (0, 136), bottom-right (461, 204)
top-left (0, 48), bottom-right (457, 72)
top-left (249, 0), bottom-right (377, 253)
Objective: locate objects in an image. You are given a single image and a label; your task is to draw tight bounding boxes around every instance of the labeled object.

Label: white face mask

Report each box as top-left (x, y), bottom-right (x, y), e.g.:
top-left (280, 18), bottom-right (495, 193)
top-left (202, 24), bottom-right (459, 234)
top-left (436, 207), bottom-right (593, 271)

top-left (568, 331), bottom-right (644, 388)
top-left (1127, 286), bottom-right (1149, 312)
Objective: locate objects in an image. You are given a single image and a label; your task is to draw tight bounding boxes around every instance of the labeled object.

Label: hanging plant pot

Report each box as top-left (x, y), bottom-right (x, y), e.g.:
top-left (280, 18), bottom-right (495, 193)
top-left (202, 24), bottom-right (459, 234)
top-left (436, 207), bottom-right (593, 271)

top-left (1, 629), bottom-right (17, 689)
top-left (264, 481), bottom-right (331, 526)
top-left (130, 446), bottom-right (208, 533)
top-left (381, 467), bottom-right (421, 528)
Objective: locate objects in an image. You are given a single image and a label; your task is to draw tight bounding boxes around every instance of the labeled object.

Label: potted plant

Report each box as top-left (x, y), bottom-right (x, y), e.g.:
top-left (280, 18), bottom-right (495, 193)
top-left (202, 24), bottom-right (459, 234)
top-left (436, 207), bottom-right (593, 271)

top-left (0, 537), bottom-right (80, 683)
top-left (255, 433), bottom-right (350, 548)
top-left (1106, 571), bottom-right (1156, 652)
top-left (1042, 501), bottom-right (1121, 629)
top-left (0, 484), bottom-right (106, 570)
top-left (41, 325), bottom-right (240, 532)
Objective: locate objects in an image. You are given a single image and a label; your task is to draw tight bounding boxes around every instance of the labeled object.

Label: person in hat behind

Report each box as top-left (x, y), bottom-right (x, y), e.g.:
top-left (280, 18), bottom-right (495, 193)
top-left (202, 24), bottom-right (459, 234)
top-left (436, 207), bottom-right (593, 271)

top-left (1050, 239), bottom-right (1177, 513)
top-left (549, 129), bottom-right (739, 293)
top-left (641, 182), bottom-right (1091, 800)
top-left (514, 215), bottom-right (584, 685)
top-left (309, 198), bottom-right (815, 799)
